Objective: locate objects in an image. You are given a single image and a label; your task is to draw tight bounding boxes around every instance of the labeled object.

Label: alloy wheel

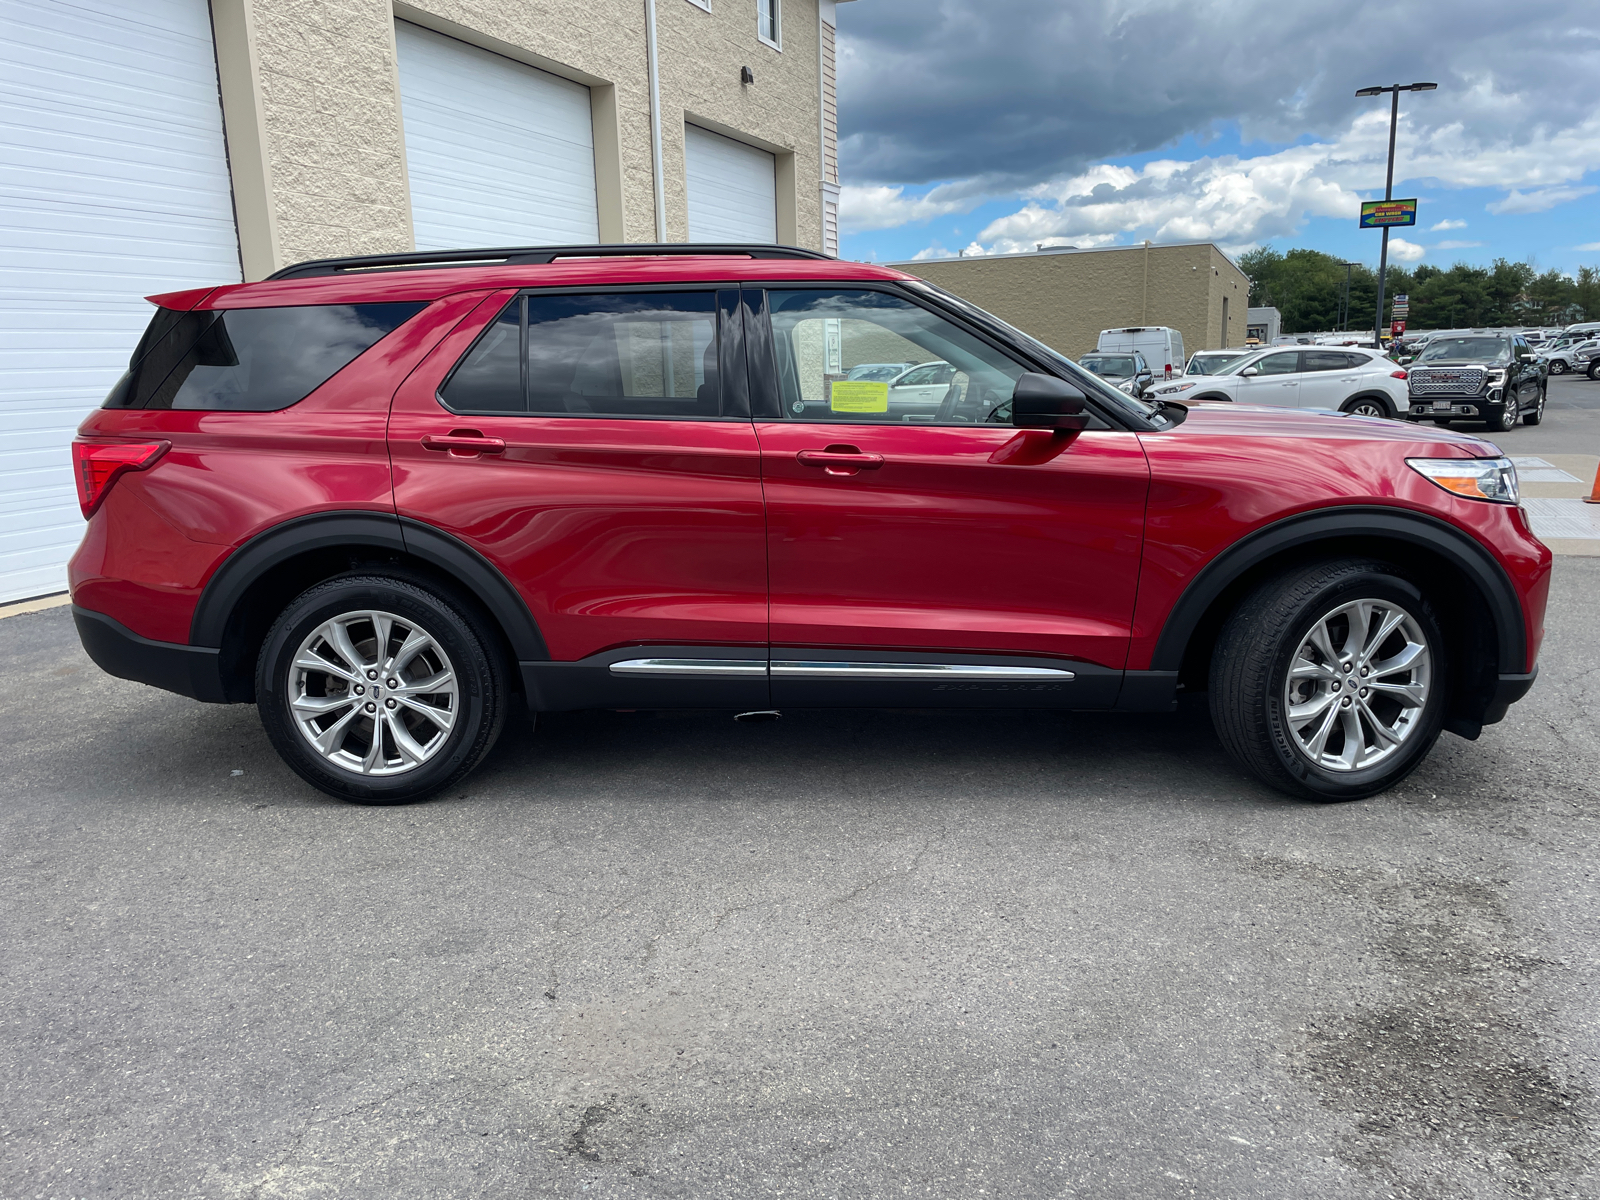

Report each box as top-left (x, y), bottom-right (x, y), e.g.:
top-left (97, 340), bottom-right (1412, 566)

top-left (288, 609), bottom-right (458, 776)
top-left (1282, 598), bottom-right (1432, 772)
top-left (1346, 400), bottom-right (1386, 418)
top-left (1549, 360), bottom-right (1567, 375)
top-left (1498, 402), bottom-right (1518, 431)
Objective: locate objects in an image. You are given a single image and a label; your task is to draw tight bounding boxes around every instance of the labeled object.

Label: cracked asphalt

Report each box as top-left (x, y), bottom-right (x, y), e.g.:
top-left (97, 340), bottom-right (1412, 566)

top-left (2, 572), bottom-right (1598, 1199)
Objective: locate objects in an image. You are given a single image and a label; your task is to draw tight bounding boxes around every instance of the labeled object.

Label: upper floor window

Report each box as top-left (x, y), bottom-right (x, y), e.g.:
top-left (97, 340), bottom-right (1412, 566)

top-left (758, 0), bottom-right (780, 48)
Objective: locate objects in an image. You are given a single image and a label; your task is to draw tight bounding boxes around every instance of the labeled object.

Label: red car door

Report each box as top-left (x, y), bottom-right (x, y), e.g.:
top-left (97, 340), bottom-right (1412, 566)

top-left (748, 286), bottom-right (1149, 708)
top-left (389, 287), bottom-right (769, 710)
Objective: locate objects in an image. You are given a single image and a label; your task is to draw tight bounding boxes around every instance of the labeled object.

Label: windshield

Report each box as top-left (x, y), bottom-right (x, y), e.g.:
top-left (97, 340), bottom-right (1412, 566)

top-left (1417, 337), bottom-right (1511, 364)
top-left (1186, 352), bottom-right (1246, 375)
top-left (1080, 355), bottom-right (1138, 377)
top-left (902, 280), bottom-right (1164, 422)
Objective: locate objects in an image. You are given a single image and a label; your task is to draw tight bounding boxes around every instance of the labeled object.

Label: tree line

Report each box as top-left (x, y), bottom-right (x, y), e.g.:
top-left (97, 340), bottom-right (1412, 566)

top-left (1237, 247), bottom-right (1600, 334)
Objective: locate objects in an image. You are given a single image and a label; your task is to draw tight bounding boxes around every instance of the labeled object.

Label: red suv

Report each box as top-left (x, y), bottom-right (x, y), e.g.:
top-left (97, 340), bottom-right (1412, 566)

top-left (69, 244), bottom-right (1550, 804)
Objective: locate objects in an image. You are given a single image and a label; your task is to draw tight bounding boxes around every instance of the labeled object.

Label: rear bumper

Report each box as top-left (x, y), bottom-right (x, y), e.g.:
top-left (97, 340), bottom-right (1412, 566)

top-left (73, 605), bottom-right (231, 704)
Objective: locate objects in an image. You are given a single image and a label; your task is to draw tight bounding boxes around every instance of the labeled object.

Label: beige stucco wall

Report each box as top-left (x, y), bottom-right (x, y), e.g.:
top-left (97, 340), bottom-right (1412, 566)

top-left (905, 244), bottom-right (1251, 361)
top-left (211, 0), bottom-right (827, 277)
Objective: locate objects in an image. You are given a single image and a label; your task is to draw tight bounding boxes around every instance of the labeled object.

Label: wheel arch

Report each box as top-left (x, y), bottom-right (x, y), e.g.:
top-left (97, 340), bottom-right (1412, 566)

top-left (190, 512), bottom-right (547, 703)
top-left (1153, 507), bottom-right (1525, 734)
top-left (1341, 391), bottom-right (1397, 418)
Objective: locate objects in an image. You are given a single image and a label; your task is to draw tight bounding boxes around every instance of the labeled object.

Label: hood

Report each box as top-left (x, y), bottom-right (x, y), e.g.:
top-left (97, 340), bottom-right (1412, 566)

top-left (1167, 401), bottom-right (1502, 454)
top-left (1412, 358), bottom-right (1504, 369)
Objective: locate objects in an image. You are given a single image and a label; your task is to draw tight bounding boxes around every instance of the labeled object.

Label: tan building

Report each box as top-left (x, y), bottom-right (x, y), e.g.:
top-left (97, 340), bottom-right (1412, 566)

top-left (0, 0), bottom-right (848, 602)
top-left (898, 243), bottom-right (1250, 362)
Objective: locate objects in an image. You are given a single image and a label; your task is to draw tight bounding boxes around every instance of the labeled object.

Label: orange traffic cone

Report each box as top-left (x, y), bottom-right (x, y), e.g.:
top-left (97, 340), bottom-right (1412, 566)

top-left (1587, 461), bottom-right (1600, 505)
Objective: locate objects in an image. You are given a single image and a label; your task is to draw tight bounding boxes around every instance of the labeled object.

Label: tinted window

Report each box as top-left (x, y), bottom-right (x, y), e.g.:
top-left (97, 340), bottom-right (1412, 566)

top-left (442, 292), bottom-right (722, 418)
top-left (1253, 352), bottom-right (1301, 376)
top-left (105, 302), bottom-right (425, 411)
top-left (440, 298), bottom-right (522, 412)
top-left (768, 289), bottom-right (1026, 425)
top-left (1304, 350), bottom-right (1356, 372)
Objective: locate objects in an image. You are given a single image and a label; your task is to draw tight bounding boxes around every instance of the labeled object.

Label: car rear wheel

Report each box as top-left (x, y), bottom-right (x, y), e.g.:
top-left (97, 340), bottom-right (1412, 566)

top-left (1209, 559), bottom-right (1446, 801)
top-left (1548, 359), bottom-right (1568, 375)
top-left (256, 573), bottom-right (506, 804)
top-left (1341, 397), bottom-right (1391, 419)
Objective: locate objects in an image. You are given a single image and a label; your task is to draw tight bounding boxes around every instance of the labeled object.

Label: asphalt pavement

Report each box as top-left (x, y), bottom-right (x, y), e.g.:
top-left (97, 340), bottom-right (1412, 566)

top-left (3, 385), bottom-right (1599, 1200)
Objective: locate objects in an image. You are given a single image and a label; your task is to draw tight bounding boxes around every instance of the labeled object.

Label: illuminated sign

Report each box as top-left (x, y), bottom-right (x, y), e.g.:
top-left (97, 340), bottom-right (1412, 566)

top-left (1360, 200), bottom-right (1418, 228)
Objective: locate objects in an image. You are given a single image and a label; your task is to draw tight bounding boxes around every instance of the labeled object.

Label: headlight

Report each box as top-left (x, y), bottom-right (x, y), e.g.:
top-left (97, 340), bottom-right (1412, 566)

top-left (1407, 457), bottom-right (1519, 504)
top-left (1117, 380), bottom-right (1136, 393)
top-left (1161, 382), bottom-right (1199, 393)
top-left (1485, 369), bottom-right (1507, 386)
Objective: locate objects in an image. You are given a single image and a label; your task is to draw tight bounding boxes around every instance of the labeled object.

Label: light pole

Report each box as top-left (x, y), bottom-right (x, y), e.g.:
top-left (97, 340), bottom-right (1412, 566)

top-left (1356, 82), bottom-right (1436, 349)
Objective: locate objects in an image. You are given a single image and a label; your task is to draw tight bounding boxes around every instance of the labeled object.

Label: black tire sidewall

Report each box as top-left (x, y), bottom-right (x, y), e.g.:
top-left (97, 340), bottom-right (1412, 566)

top-left (257, 574), bottom-right (502, 804)
top-left (1261, 570), bottom-right (1445, 800)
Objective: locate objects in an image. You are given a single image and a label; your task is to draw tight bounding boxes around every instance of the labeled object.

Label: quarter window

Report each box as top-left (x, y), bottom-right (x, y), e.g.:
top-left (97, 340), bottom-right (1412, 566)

top-left (442, 292), bottom-right (724, 419)
top-left (767, 289), bottom-right (1026, 424)
top-left (104, 302), bottom-right (426, 411)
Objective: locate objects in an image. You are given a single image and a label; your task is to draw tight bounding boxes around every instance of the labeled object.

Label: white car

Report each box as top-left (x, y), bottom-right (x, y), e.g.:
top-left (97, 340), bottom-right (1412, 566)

top-left (1541, 339), bottom-right (1600, 375)
top-left (1146, 346), bottom-right (1409, 418)
top-left (883, 360), bottom-right (956, 413)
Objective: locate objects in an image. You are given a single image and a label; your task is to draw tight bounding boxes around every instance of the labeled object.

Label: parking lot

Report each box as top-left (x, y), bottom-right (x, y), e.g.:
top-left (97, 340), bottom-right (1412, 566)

top-left (3, 377), bottom-right (1599, 1199)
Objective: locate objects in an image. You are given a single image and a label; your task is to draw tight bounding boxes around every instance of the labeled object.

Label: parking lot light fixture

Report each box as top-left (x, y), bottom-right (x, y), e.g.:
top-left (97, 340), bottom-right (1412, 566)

top-left (1358, 82), bottom-right (1438, 348)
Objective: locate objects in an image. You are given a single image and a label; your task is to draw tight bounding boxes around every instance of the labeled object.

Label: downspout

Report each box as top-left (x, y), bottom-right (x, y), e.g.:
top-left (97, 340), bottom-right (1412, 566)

top-left (645, 0), bottom-right (667, 240)
top-left (1142, 239), bottom-right (1151, 324)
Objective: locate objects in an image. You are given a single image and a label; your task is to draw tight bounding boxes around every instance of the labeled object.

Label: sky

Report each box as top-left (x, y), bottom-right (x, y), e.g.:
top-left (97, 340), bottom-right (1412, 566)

top-left (834, 0), bottom-right (1600, 275)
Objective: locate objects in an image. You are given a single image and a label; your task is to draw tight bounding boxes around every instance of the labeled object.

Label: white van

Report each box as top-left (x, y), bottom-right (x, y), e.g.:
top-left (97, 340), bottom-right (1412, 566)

top-left (1096, 326), bottom-right (1186, 379)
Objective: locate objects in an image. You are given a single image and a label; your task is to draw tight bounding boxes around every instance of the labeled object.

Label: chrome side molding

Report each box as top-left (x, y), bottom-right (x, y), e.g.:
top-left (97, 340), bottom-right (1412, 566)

top-left (770, 661), bottom-right (1075, 680)
top-left (608, 658), bottom-right (1078, 681)
top-left (609, 659), bottom-right (767, 677)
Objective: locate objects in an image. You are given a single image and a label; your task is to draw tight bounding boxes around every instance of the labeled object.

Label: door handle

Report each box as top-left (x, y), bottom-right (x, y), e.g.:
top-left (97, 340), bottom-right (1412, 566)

top-left (796, 447), bottom-right (884, 476)
top-left (421, 430), bottom-right (506, 456)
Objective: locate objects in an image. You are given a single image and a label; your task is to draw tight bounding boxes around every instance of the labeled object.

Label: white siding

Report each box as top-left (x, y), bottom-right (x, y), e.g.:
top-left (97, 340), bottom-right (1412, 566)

top-left (395, 22), bottom-right (599, 251)
top-left (0, 0), bottom-right (241, 603)
top-left (684, 125), bottom-right (777, 244)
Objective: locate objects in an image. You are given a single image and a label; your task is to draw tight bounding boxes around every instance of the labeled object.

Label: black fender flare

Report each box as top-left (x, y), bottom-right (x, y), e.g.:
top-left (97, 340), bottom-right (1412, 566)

top-left (1148, 506), bottom-right (1527, 675)
top-left (189, 511), bottom-right (548, 659)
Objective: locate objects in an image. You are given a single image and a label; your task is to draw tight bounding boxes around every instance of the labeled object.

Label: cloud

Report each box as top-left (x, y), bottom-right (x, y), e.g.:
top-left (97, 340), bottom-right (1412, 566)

top-left (843, 102), bottom-right (1600, 258)
top-left (1578, 242), bottom-right (1600, 251)
top-left (1434, 240), bottom-right (1485, 250)
top-left (1486, 185), bottom-right (1599, 214)
top-left (840, 0), bottom-right (1600, 188)
top-left (1431, 219), bottom-right (1469, 230)
top-left (1388, 239), bottom-right (1427, 263)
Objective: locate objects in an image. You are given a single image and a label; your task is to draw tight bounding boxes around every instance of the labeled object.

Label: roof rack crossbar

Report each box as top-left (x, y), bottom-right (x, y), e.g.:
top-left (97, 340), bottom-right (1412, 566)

top-left (267, 243), bottom-right (832, 281)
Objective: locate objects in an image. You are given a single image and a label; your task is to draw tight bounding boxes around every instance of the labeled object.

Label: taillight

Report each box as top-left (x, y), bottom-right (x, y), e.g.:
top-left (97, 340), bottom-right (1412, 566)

top-left (71, 440), bottom-right (169, 517)
top-left (1391, 369), bottom-right (1408, 379)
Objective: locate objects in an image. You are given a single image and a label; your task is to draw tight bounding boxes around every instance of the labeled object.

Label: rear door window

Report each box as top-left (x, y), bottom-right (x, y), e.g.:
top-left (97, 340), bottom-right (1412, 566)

top-left (441, 291), bottom-right (727, 419)
top-left (106, 303), bottom-right (425, 411)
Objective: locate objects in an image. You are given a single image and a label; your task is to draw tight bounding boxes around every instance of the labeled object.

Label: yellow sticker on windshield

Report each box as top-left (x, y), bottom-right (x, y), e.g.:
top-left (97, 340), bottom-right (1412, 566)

top-left (829, 380), bottom-right (889, 412)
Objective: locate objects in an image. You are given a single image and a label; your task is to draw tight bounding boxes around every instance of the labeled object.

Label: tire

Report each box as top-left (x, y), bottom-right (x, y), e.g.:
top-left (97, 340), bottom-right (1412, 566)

top-left (256, 573), bottom-right (506, 804)
top-left (1493, 400), bottom-right (1518, 433)
top-left (1209, 559), bottom-right (1447, 801)
top-left (1341, 396), bottom-right (1391, 419)
top-left (1548, 359), bottom-right (1568, 375)
top-left (1589, 362), bottom-right (1598, 381)
top-left (1192, 393), bottom-right (1232, 403)
top-left (1523, 385), bottom-right (1546, 426)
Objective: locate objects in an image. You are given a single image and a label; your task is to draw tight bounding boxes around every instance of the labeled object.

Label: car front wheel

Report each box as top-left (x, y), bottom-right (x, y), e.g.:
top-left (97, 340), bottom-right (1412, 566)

top-left (256, 573), bottom-right (506, 804)
top-left (1210, 559), bottom-right (1446, 801)
top-left (1494, 400), bottom-right (1518, 432)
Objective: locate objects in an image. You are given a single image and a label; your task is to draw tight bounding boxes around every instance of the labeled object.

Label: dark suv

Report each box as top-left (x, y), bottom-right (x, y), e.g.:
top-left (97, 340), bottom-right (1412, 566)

top-left (70, 244), bottom-right (1549, 805)
top-left (1404, 333), bottom-right (1546, 431)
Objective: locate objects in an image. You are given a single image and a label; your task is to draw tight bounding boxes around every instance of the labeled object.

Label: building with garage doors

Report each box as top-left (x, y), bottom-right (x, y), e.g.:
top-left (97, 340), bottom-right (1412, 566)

top-left (898, 243), bottom-right (1250, 366)
top-left (0, 0), bottom-right (851, 604)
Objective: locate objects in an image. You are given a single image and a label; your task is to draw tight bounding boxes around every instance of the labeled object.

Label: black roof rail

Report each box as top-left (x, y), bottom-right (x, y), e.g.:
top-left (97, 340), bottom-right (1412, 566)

top-left (266, 242), bottom-right (832, 281)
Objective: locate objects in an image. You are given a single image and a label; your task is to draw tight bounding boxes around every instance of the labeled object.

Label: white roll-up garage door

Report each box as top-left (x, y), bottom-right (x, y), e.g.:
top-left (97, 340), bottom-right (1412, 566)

top-left (685, 125), bottom-right (777, 244)
top-left (396, 23), bottom-right (599, 251)
top-left (0, 0), bottom-right (242, 604)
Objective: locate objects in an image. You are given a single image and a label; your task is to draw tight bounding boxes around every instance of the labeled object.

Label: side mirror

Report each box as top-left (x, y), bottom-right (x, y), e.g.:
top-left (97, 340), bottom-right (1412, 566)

top-left (1012, 372), bottom-right (1089, 429)
top-left (1240, 366), bottom-right (1260, 377)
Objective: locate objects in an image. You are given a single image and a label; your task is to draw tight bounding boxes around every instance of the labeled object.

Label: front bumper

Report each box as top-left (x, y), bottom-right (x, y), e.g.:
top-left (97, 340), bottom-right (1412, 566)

top-left (73, 606), bottom-right (231, 703)
top-left (1405, 390), bottom-right (1498, 420)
